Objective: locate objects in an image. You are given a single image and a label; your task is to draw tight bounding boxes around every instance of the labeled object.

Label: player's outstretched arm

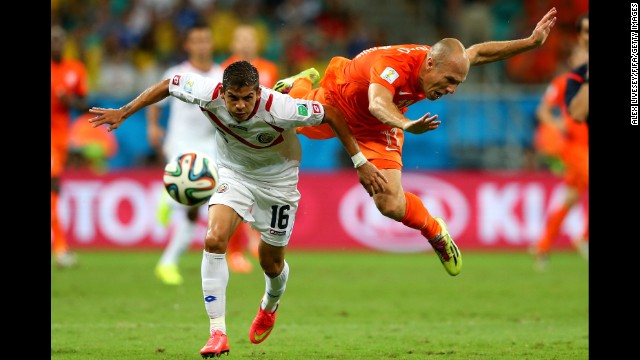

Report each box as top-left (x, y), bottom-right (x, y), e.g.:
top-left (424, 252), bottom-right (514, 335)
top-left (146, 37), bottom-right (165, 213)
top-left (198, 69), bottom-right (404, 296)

top-left (321, 104), bottom-right (388, 196)
top-left (569, 82), bottom-right (589, 122)
top-left (368, 83), bottom-right (441, 134)
top-left (466, 7), bottom-right (557, 66)
top-left (88, 79), bottom-right (171, 132)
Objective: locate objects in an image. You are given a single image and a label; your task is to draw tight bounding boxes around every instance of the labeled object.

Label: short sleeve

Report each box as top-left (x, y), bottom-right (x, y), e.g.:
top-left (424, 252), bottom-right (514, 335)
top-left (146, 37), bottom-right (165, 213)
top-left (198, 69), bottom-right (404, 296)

top-left (268, 90), bottom-right (325, 128)
top-left (167, 72), bottom-right (218, 106)
top-left (369, 57), bottom-right (411, 95)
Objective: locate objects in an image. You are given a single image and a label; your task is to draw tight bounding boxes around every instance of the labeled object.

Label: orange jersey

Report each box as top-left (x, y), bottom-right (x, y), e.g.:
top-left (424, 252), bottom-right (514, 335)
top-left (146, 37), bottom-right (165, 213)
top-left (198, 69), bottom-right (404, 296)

top-left (295, 45), bottom-right (432, 169)
top-left (51, 58), bottom-right (89, 147)
top-left (221, 55), bottom-right (279, 88)
top-left (542, 72), bottom-right (588, 148)
top-left (321, 45), bottom-right (430, 136)
top-left (51, 58), bottom-right (88, 177)
top-left (541, 72), bottom-right (588, 191)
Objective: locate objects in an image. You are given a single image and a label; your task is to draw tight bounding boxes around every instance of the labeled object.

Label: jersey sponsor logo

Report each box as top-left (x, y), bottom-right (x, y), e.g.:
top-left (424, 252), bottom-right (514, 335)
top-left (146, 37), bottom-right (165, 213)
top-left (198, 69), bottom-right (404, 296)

top-left (216, 183), bottom-right (229, 193)
top-left (184, 79), bottom-right (194, 93)
top-left (312, 103), bottom-right (321, 114)
top-left (398, 91), bottom-right (412, 95)
top-left (296, 103), bottom-right (308, 116)
top-left (256, 133), bottom-right (276, 144)
top-left (380, 67), bottom-right (399, 84)
top-left (269, 229), bottom-right (286, 236)
top-left (228, 124), bottom-right (248, 131)
top-left (172, 75), bottom-right (181, 85)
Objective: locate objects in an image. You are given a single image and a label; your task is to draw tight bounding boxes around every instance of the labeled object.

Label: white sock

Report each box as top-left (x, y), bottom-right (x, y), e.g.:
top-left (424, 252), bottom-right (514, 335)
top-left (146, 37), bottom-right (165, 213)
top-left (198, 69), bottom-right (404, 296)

top-left (158, 219), bottom-right (196, 266)
top-left (202, 250), bottom-right (229, 334)
top-left (261, 260), bottom-right (289, 312)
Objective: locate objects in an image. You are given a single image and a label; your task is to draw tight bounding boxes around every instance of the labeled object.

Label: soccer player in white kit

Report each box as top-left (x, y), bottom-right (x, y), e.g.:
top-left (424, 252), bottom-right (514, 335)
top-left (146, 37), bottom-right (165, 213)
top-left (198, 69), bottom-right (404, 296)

top-left (147, 22), bottom-right (226, 285)
top-left (88, 60), bottom-right (388, 358)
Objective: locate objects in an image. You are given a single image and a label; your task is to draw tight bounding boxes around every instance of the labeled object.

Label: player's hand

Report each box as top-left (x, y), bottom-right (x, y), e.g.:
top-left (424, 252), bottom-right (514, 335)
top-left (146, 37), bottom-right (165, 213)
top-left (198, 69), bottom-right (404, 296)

top-left (403, 112), bottom-right (441, 134)
top-left (530, 7), bottom-right (557, 47)
top-left (88, 107), bottom-right (126, 132)
top-left (356, 162), bottom-right (388, 197)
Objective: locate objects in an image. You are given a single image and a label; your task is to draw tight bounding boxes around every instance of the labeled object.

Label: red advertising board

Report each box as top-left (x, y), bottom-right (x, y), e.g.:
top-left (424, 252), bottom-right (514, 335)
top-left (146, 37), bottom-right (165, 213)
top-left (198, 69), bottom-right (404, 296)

top-left (58, 169), bottom-right (587, 252)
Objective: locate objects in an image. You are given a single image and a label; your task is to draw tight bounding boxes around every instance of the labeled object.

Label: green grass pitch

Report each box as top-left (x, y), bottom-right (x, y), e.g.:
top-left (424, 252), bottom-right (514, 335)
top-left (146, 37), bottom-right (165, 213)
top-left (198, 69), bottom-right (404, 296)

top-left (51, 250), bottom-right (588, 359)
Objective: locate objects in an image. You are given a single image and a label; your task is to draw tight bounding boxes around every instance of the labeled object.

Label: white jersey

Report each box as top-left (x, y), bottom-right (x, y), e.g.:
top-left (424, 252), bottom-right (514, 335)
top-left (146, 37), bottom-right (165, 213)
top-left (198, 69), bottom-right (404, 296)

top-left (168, 72), bottom-right (325, 186)
top-left (159, 61), bottom-right (224, 160)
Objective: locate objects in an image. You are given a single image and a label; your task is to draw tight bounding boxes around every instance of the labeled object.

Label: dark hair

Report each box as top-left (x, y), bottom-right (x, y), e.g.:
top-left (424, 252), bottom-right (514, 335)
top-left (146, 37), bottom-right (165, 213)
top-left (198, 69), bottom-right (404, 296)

top-left (222, 60), bottom-right (260, 90)
top-left (575, 13), bottom-right (588, 33)
top-left (184, 19), bottom-right (210, 39)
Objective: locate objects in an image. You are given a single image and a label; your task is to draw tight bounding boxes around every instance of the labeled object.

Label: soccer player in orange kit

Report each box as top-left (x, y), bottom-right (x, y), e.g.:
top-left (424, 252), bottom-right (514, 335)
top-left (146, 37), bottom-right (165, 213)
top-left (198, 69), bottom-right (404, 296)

top-left (275, 8), bottom-right (559, 276)
top-left (221, 24), bottom-right (279, 88)
top-left (51, 25), bottom-right (89, 268)
top-left (532, 13), bottom-right (589, 270)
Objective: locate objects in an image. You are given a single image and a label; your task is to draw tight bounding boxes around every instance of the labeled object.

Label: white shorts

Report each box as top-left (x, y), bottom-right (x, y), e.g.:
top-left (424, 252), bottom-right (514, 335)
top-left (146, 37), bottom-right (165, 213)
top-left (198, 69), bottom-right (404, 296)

top-left (209, 167), bottom-right (301, 247)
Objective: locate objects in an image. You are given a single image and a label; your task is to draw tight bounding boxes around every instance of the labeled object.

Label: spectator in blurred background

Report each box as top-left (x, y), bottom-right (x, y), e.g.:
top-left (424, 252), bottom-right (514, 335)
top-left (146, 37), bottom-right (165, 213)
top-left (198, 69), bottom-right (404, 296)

top-left (532, 12), bottom-right (588, 270)
top-left (96, 33), bottom-right (139, 98)
top-left (51, 25), bottom-right (89, 268)
top-left (275, 7), bottom-right (559, 277)
top-left (88, 60), bottom-right (387, 358)
top-left (146, 21), bottom-right (257, 284)
top-left (221, 24), bottom-right (279, 88)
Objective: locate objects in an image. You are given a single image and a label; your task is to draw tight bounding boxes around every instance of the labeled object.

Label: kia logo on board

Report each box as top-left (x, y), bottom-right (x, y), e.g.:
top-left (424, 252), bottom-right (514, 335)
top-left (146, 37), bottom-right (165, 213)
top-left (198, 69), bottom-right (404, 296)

top-left (339, 174), bottom-right (469, 252)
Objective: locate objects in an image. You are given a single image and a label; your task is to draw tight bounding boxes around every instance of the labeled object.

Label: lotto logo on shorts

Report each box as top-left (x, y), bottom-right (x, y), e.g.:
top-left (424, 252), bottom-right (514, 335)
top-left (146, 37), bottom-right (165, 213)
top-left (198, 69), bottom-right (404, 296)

top-left (312, 103), bottom-right (321, 114)
top-left (172, 75), bottom-right (181, 85)
top-left (269, 229), bottom-right (286, 236)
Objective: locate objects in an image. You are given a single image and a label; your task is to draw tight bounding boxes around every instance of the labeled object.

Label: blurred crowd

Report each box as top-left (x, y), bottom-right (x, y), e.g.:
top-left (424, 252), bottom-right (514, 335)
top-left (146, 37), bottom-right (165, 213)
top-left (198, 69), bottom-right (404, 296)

top-left (52, 0), bottom-right (588, 99)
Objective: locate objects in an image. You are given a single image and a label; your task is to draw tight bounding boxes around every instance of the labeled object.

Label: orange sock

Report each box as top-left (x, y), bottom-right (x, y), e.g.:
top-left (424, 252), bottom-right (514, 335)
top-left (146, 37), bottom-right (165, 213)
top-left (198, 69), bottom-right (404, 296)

top-left (537, 205), bottom-right (570, 252)
top-left (400, 192), bottom-right (441, 241)
top-left (227, 224), bottom-right (246, 254)
top-left (51, 191), bottom-right (68, 254)
top-left (288, 78), bottom-right (312, 99)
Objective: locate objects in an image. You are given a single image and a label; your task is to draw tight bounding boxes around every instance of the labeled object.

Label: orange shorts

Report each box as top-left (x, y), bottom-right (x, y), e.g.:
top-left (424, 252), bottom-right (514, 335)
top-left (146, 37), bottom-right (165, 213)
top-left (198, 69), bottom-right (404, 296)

top-left (296, 87), bottom-right (405, 170)
top-left (561, 144), bottom-right (588, 191)
top-left (356, 131), bottom-right (404, 170)
top-left (534, 122), bottom-right (565, 158)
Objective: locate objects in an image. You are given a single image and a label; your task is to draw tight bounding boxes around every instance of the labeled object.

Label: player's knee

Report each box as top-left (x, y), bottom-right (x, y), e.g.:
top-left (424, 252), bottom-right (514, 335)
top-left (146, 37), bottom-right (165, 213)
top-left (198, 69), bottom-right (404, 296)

top-left (259, 250), bottom-right (284, 277)
top-left (373, 195), bottom-right (404, 220)
top-left (564, 188), bottom-right (581, 206)
top-left (260, 259), bottom-right (284, 278)
top-left (203, 230), bottom-right (227, 254)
